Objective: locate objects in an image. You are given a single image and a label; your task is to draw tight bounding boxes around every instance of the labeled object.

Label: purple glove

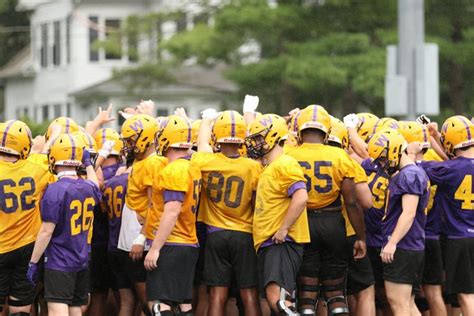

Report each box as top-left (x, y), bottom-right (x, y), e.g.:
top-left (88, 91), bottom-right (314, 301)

top-left (26, 262), bottom-right (38, 286)
top-left (82, 149), bottom-right (92, 168)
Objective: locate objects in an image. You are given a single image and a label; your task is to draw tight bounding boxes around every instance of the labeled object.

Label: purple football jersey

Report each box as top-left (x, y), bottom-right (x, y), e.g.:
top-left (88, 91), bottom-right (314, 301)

top-left (41, 177), bottom-right (101, 272)
top-left (361, 159), bottom-right (389, 247)
top-left (383, 164), bottom-right (429, 251)
top-left (102, 163), bottom-right (121, 181)
top-left (421, 157), bottom-right (474, 239)
top-left (103, 173), bottom-right (128, 250)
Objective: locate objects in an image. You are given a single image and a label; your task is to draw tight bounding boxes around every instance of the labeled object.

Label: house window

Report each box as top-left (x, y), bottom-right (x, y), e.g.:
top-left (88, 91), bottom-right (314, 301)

top-left (53, 21), bottom-right (61, 66)
top-left (40, 24), bottom-right (48, 68)
top-left (42, 105), bottom-right (49, 122)
top-left (105, 19), bottom-right (121, 60)
top-left (128, 29), bottom-right (138, 62)
top-left (54, 104), bottom-right (61, 117)
top-left (176, 14), bottom-right (187, 32)
top-left (89, 16), bottom-right (99, 62)
top-left (66, 15), bottom-right (71, 63)
top-left (193, 13), bottom-right (209, 25)
top-left (157, 109), bottom-right (169, 117)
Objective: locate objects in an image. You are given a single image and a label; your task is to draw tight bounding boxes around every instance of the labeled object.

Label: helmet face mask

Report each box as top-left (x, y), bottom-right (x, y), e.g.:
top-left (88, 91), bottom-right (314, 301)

top-left (245, 130), bottom-right (270, 159)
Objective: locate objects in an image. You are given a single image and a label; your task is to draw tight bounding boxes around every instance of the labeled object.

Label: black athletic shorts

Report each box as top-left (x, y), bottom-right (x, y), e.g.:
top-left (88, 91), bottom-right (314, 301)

top-left (299, 211), bottom-right (348, 280)
top-left (383, 248), bottom-right (424, 285)
top-left (367, 246), bottom-right (384, 289)
top-left (422, 239), bottom-right (443, 285)
top-left (258, 242), bottom-right (303, 297)
top-left (204, 230), bottom-right (258, 289)
top-left (107, 250), bottom-right (135, 289)
top-left (0, 242), bottom-right (36, 306)
top-left (346, 235), bottom-right (375, 295)
top-left (194, 222), bottom-right (207, 286)
top-left (90, 244), bottom-right (115, 291)
top-left (445, 238), bottom-right (474, 295)
top-left (44, 268), bottom-right (89, 306)
top-left (146, 245), bottom-right (199, 303)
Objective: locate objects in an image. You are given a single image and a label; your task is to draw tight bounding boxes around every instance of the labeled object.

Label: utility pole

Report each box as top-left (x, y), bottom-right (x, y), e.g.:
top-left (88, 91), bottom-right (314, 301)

top-left (397, 0), bottom-right (424, 120)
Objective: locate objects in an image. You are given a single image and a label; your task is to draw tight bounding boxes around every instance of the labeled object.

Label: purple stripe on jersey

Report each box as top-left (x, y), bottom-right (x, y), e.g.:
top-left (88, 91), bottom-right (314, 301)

top-left (69, 134), bottom-right (76, 160)
top-left (165, 242), bottom-right (199, 247)
top-left (230, 111), bottom-right (236, 138)
top-left (458, 116), bottom-right (472, 140)
top-left (206, 225), bottom-right (224, 234)
top-left (259, 236), bottom-right (295, 249)
top-left (163, 190), bottom-right (185, 203)
top-left (288, 181), bottom-right (306, 197)
top-left (1, 120), bottom-right (15, 147)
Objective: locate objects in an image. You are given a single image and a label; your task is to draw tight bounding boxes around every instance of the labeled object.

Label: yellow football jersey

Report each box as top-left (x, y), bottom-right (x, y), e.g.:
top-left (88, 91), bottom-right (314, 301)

top-left (0, 158), bottom-right (54, 253)
top-left (158, 157), bottom-right (201, 245)
top-left (423, 148), bottom-right (443, 212)
top-left (143, 157), bottom-right (168, 241)
top-left (126, 154), bottom-right (167, 218)
top-left (342, 159), bottom-right (368, 237)
top-left (253, 154), bottom-right (310, 250)
top-left (191, 152), bottom-right (262, 233)
top-left (287, 143), bottom-right (354, 210)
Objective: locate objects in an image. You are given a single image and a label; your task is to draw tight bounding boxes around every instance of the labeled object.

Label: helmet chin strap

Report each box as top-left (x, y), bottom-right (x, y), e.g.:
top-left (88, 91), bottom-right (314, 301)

top-left (57, 170), bottom-right (78, 178)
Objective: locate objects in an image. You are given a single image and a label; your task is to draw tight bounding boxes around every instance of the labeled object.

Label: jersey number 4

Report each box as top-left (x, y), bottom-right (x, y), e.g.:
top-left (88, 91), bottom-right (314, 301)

top-left (0, 177), bottom-right (36, 214)
top-left (454, 175), bottom-right (474, 210)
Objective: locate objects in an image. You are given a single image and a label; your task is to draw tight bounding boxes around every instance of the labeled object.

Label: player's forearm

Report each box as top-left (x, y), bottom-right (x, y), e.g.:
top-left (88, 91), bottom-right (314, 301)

top-left (30, 225), bottom-right (54, 263)
top-left (389, 194), bottom-right (419, 245)
top-left (430, 136), bottom-right (449, 161)
top-left (150, 201), bottom-right (181, 251)
top-left (94, 155), bottom-right (106, 170)
top-left (197, 118), bottom-right (213, 153)
top-left (85, 120), bottom-right (101, 136)
top-left (343, 179), bottom-right (366, 241)
top-left (281, 189), bottom-right (307, 231)
top-left (348, 128), bottom-right (369, 159)
top-left (355, 182), bottom-right (373, 211)
top-left (86, 165), bottom-right (99, 187)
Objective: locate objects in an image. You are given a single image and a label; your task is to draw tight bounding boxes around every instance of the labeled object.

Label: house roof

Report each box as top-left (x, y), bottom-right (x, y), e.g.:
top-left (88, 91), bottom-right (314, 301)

top-left (71, 63), bottom-right (237, 98)
top-left (0, 46), bottom-right (34, 79)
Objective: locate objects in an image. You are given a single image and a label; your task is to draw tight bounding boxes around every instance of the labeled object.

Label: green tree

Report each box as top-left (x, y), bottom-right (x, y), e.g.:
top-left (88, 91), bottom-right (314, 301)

top-left (0, 0), bottom-right (30, 67)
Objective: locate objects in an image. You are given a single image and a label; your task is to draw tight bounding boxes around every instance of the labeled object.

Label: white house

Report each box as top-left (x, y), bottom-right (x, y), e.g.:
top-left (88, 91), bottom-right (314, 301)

top-left (0, 0), bottom-right (237, 128)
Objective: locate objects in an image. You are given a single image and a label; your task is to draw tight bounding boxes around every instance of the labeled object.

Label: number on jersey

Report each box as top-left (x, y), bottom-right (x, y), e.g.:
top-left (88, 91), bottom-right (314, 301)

top-left (0, 177), bottom-right (36, 213)
top-left (103, 185), bottom-right (124, 219)
top-left (298, 161), bottom-right (333, 193)
top-left (70, 198), bottom-right (95, 236)
top-left (454, 175), bottom-right (474, 210)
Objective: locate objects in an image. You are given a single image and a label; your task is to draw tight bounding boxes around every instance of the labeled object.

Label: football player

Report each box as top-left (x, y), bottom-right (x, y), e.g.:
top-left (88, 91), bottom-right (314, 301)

top-left (328, 116), bottom-right (376, 316)
top-left (400, 121), bottom-right (448, 316)
top-left (0, 120), bottom-right (53, 316)
top-left (121, 114), bottom-right (165, 315)
top-left (367, 129), bottom-right (429, 316)
top-left (344, 113), bottom-right (392, 315)
top-left (246, 114), bottom-right (309, 315)
top-left (28, 134), bottom-right (101, 316)
top-left (144, 115), bottom-right (201, 315)
top-left (286, 105), bottom-right (366, 316)
top-left (192, 109), bottom-right (262, 316)
top-left (416, 116), bottom-right (474, 316)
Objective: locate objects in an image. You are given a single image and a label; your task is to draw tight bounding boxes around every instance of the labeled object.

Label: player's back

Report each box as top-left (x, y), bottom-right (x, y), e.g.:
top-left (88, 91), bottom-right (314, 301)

top-left (41, 177), bottom-right (101, 271)
top-left (159, 157), bottom-right (201, 245)
top-left (192, 152), bottom-right (262, 233)
top-left (126, 154), bottom-right (166, 217)
top-left (287, 143), bottom-right (353, 210)
top-left (422, 157), bottom-right (474, 238)
top-left (0, 158), bottom-right (52, 254)
top-left (103, 172), bottom-right (128, 250)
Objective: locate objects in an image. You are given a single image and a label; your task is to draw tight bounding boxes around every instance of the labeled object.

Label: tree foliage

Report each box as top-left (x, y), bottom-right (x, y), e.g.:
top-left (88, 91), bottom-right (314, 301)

top-left (108, 0), bottom-right (473, 118)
